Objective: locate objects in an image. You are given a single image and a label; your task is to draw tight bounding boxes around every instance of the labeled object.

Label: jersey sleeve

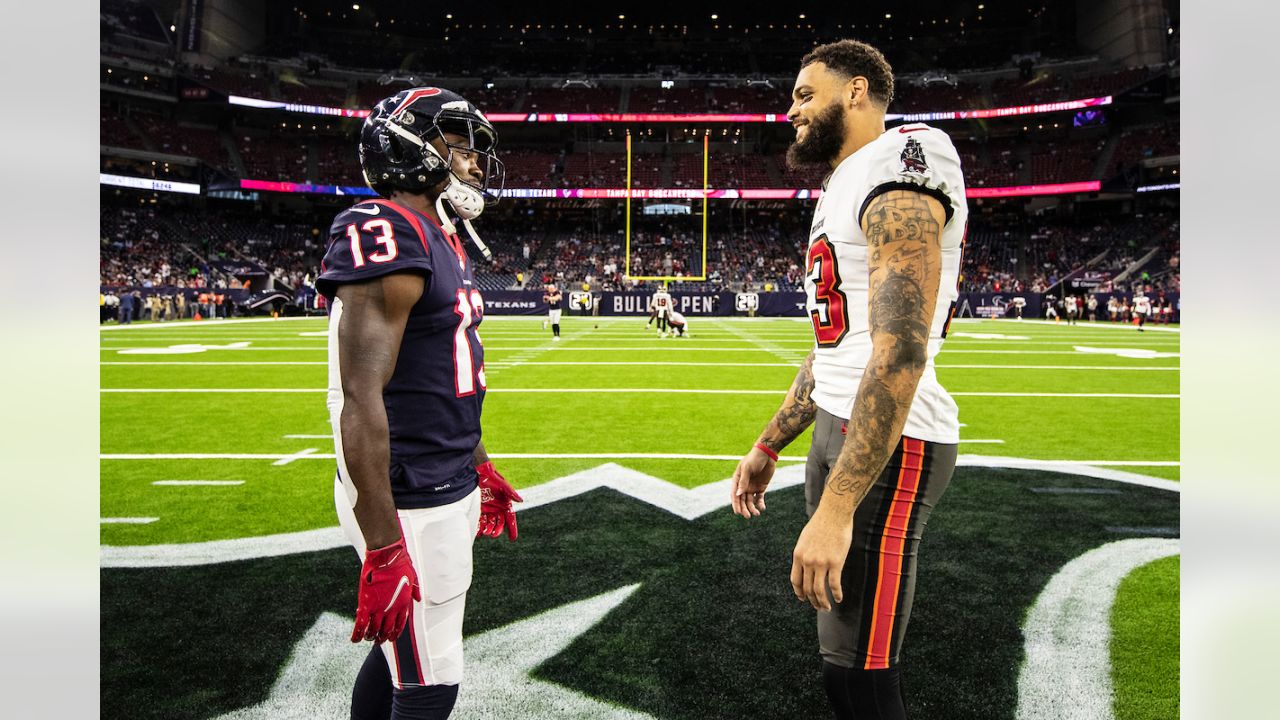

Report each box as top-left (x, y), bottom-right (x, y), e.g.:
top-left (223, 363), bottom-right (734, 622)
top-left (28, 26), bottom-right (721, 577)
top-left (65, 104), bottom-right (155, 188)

top-left (316, 202), bottom-right (434, 299)
top-left (857, 126), bottom-right (966, 228)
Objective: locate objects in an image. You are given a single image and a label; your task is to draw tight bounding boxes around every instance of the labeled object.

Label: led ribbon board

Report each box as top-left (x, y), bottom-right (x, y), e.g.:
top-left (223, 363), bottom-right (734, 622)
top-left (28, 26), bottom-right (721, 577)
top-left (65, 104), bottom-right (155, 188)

top-left (101, 173), bottom-right (202, 195)
top-left (235, 179), bottom-right (1099, 199)
top-left (227, 95), bottom-right (1113, 123)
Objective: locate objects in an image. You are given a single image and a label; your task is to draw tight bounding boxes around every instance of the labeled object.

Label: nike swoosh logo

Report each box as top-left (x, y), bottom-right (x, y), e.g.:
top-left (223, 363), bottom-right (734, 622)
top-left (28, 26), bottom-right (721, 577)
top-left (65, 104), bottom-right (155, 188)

top-left (899, 127), bottom-right (929, 133)
top-left (383, 576), bottom-right (411, 612)
top-left (349, 205), bottom-right (380, 215)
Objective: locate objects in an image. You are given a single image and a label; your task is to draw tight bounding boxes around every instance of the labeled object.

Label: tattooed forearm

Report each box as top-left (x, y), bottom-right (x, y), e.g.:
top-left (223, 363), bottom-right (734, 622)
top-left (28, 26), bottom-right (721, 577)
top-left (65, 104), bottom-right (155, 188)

top-left (826, 372), bottom-right (899, 500)
top-left (821, 189), bottom-right (945, 509)
top-left (758, 350), bottom-right (817, 453)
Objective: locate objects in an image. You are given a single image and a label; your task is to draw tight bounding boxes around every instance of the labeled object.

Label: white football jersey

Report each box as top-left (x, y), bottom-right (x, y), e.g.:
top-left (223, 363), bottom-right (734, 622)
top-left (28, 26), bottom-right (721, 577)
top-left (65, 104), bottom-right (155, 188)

top-left (804, 123), bottom-right (968, 444)
top-left (1133, 296), bottom-right (1151, 314)
top-left (653, 291), bottom-right (672, 309)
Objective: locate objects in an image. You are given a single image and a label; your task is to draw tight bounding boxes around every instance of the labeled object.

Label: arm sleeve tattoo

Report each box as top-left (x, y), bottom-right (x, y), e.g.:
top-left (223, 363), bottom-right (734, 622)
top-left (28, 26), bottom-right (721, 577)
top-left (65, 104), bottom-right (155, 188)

top-left (822, 189), bottom-right (944, 508)
top-left (757, 350), bottom-right (818, 454)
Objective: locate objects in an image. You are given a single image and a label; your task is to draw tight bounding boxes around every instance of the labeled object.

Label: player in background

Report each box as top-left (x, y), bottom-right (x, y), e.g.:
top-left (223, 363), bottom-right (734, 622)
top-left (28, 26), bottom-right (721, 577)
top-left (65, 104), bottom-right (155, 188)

top-left (317, 87), bottom-right (523, 720)
top-left (1007, 296), bottom-right (1026, 320)
top-left (1045, 293), bottom-right (1060, 322)
top-left (731, 39), bottom-right (965, 720)
top-left (1155, 291), bottom-right (1171, 324)
top-left (543, 283), bottom-right (562, 341)
top-left (652, 284), bottom-right (674, 337)
top-left (668, 309), bottom-right (691, 337)
top-left (1132, 290), bottom-right (1152, 332)
top-left (644, 294), bottom-right (658, 332)
top-left (1065, 294), bottom-right (1079, 325)
top-left (1086, 294), bottom-right (1099, 322)
top-left (1107, 295), bottom-right (1120, 322)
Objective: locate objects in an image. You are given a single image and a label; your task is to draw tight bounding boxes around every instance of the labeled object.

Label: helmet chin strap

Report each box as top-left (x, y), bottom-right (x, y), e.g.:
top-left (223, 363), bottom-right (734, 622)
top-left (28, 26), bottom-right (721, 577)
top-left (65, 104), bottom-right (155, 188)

top-left (434, 193), bottom-right (493, 261)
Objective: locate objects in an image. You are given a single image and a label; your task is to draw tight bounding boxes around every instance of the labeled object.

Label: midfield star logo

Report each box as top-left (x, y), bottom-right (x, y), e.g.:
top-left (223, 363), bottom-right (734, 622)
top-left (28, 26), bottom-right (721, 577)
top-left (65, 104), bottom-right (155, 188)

top-left (102, 463), bottom-right (1180, 720)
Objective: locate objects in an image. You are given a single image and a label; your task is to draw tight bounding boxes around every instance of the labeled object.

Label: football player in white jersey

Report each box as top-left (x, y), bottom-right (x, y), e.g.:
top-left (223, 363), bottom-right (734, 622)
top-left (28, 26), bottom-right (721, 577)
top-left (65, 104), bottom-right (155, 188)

top-left (1065, 295), bottom-right (1079, 325)
top-left (668, 309), bottom-right (690, 337)
top-left (652, 285), bottom-right (674, 337)
top-left (729, 39), bottom-right (965, 720)
top-left (1132, 291), bottom-right (1152, 331)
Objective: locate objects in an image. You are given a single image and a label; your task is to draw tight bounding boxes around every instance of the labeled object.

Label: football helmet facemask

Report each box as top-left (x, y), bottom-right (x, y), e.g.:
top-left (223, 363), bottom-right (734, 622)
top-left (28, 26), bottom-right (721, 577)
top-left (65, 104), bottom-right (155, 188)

top-left (359, 87), bottom-right (506, 259)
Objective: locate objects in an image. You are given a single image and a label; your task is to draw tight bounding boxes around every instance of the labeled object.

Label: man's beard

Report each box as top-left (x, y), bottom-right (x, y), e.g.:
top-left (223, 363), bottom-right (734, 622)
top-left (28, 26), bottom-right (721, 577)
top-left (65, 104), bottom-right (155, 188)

top-left (786, 102), bottom-right (846, 170)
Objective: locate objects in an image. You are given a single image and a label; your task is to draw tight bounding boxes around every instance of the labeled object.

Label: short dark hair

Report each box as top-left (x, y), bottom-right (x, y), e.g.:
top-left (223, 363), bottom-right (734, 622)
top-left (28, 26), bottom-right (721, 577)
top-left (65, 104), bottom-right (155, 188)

top-left (800, 39), bottom-right (895, 108)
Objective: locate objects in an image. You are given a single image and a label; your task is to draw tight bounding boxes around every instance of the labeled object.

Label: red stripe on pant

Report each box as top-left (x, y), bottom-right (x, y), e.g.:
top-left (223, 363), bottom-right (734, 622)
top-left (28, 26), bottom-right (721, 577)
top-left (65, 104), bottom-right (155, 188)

top-left (863, 438), bottom-right (926, 670)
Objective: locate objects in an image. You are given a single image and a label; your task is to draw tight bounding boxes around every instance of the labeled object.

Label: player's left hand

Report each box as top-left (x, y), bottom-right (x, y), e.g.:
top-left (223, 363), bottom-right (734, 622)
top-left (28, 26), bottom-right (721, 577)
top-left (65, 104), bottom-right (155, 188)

top-left (476, 461), bottom-right (523, 541)
top-left (790, 509), bottom-right (852, 612)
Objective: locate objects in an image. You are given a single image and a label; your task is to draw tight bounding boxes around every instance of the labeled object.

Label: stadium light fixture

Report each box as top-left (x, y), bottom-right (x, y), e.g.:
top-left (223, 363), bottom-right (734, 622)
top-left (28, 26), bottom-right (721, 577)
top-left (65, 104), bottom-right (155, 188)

top-left (885, 13), bottom-right (892, 19)
top-left (352, 3), bottom-right (359, 9)
top-left (711, 14), bottom-right (719, 20)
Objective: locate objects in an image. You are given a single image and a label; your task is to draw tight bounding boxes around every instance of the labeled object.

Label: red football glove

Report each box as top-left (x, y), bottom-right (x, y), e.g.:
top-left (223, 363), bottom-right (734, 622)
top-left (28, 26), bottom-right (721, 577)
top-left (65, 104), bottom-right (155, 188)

top-left (351, 537), bottom-right (421, 644)
top-left (477, 461), bottom-right (523, 541)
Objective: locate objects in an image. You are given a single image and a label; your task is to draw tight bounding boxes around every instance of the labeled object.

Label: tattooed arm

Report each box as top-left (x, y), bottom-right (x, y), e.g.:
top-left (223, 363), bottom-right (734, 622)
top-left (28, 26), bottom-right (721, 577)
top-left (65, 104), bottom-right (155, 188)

top-left (756, 350), bottom-right (818, 454)
top-left (790, 189), bottom-right (946, 609)
top-left (730, 350), bottom-right (817, 518)
top-left (824, 189), bottom-right (945, 511)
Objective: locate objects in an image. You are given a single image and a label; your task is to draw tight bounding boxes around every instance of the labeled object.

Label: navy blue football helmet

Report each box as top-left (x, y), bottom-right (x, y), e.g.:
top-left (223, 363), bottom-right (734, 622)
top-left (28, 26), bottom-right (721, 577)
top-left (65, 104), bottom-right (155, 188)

top-left (358, 87), bottom-right (505, 258)
top-left (358, 87), bottom-right (505, 205)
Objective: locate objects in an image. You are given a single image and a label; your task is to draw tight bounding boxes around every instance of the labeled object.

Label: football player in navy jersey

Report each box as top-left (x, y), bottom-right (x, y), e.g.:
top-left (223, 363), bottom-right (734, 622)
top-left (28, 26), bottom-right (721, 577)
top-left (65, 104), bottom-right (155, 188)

top-left (316, 87), bottom-right (523, 720)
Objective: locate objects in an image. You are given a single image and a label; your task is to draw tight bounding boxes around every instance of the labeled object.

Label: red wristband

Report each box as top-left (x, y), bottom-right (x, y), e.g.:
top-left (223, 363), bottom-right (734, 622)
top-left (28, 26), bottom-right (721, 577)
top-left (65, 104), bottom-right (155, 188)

top-left (753, 443), bottom-right (779, 462)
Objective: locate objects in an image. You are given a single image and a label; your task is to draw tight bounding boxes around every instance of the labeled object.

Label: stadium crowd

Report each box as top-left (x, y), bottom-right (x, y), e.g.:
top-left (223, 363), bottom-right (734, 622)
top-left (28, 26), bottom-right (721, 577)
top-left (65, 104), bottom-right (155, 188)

top-left (101, 200), bottom-right (1179, 305)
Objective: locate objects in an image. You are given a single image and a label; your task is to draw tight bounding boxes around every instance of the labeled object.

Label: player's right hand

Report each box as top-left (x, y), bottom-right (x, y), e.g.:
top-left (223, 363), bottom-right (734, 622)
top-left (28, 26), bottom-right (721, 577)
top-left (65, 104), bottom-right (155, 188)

top-left (731, 445), bottom-right (777, 519)
top-left (351, 537), bottom-right (421, 644)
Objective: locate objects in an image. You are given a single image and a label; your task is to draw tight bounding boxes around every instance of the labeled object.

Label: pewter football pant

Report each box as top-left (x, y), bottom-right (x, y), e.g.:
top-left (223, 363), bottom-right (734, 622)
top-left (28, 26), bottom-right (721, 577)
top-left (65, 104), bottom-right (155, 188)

top-left (805, 408), bottom-right (957, 669)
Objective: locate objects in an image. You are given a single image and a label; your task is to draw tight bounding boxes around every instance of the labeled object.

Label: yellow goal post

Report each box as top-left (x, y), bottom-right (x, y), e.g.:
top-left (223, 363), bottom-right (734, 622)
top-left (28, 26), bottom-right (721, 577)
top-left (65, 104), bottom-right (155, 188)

top-left (623, 130), bottom-right (709, 284)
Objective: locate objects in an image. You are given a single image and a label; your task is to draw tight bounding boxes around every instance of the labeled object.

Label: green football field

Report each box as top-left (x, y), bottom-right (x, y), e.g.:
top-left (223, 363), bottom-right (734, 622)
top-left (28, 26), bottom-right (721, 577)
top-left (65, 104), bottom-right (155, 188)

top-left (100, 314), bottom-right (1180, 719)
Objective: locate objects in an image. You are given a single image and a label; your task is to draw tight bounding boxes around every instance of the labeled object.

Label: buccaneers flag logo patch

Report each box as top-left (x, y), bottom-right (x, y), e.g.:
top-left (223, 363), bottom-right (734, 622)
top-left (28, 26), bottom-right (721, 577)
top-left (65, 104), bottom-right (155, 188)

top-left (900, 137), bottom-right (929, 174)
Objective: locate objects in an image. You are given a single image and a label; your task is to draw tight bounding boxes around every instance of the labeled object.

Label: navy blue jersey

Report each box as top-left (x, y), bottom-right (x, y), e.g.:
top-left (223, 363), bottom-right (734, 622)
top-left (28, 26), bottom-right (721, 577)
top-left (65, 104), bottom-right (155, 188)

top-left (319, 199), bottom-right (486, 509)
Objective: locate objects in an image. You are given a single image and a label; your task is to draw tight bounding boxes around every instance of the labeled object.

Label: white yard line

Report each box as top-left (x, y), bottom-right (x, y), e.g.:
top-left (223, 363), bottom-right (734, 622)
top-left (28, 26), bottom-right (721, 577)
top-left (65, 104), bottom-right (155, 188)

top-left (102, 388), bottom-right (327, 393)
top-left (944, 341), bottom-right (1180, 347)
top-left (152, 480), bottom-right (245, 486)
top-left (100, 317), bottom-right (320, 332)
top-left (950, 392), bottom-right (1179, 398)
top-left (104, 346), bottom-right (329, 352)
top-left (101, 517), bottom-right (158, 524)
top-left (272, 448), bottom-right (320, 466)
top-left (283, 434), bottom-right (333, 439)
top-left (102, 361), bottom-right (329, 366)
top-left (101, 388), bottom-right (1178, 398)
top-left (940, 349), bottom-right (1176, 356)
top-left (936, 365), bottom-right (1177, 371)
